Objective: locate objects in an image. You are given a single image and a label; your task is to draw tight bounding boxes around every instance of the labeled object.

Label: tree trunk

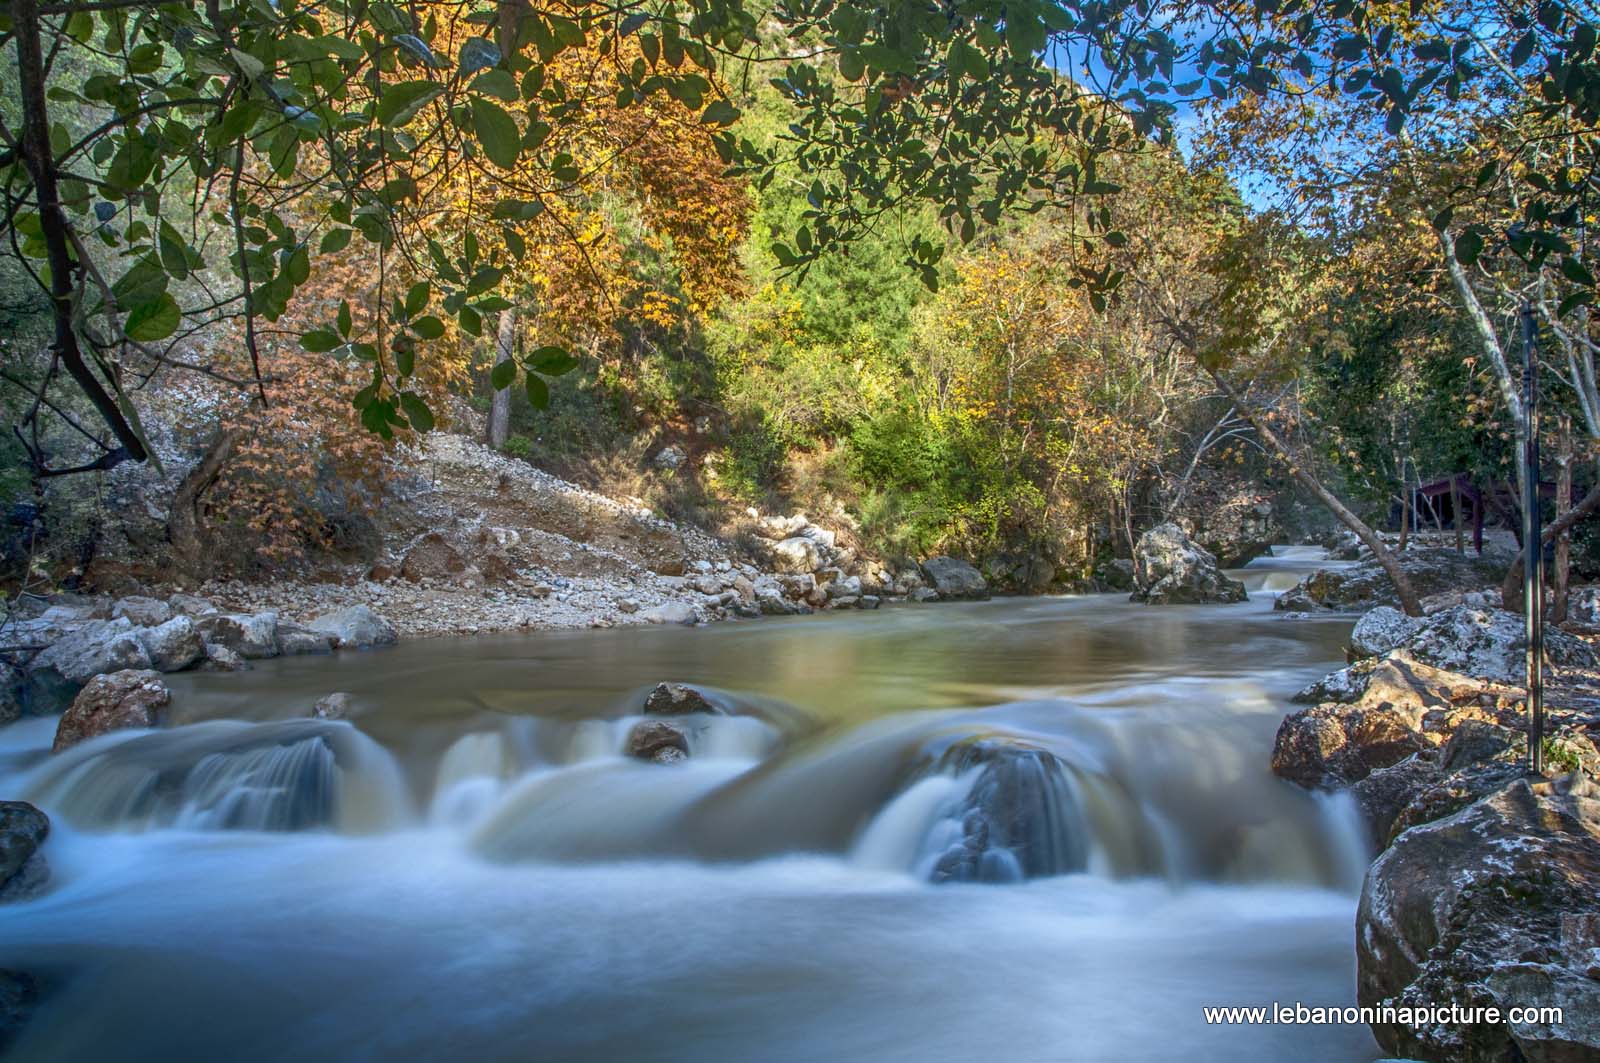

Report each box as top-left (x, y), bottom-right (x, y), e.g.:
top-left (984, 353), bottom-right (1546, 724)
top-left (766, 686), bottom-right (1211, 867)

top-left (1204, 364), bottom-right (1425, 616)
top-left (1553, 418), bottom-right (1572, 622)
top-left (168, 425), bottom-right (241, 579)
top-left (486, 309), bottom-right (514, 450)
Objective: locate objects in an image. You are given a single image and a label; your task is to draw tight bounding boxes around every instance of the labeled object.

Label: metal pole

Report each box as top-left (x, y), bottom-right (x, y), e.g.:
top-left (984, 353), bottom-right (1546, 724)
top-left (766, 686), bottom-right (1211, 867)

top-left (1522, 303), bottom-right (1545, 776)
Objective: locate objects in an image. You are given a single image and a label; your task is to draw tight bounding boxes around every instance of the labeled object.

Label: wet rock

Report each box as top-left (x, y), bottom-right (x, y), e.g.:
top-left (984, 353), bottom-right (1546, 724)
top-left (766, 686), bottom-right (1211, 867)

top-left (859, 595), bottom-right (882, 609)
top-left (756, 589), bottom-right (809, 615)
top-left (276, 623), bottom-right (334, 656)
top-left (307, 605), bottom-right (398, 649)
top-left (771, 536), bottom-right (823, 574)
top-left (1349, 607), bottom-right (1421, 660)
top-left (0, 801), bottom-right (49, 902)
top-left (1271, 701), bottom-right (1431, 790)
top-left (920, 556), bottom-right (990, 600)
top-left (1275, 549), bottom-right (1507, 613)
top-left (138, 616), bottom-right (204, 672)
top-left (1350, 754), bottom-right (1441, 848)
top-left (0, 665), bottom-right (22, 725)
top-left (312, 692), bottom-right (352, 720)
top-left (27, 617), bottom-right (152, 707)
top-left (196, 612), bottom-right (280, 659)
top-left (1358, 774), bottom-right (1600, 1063)
top-left (399, 531), bottom-right (469, 582)
top-left (908, 586), bottom-right (941, 603)
top-left (624, 720), bottom-right (689, 763)
top-left (110, 595), bottom-right (171, 626)
top-left (53, 669), bottom-right (169, 752)
top-left (167, 592), bottom-right (217, 617)
top-left (1129, 523), bottom-right (1247, 605)
top-left (644, 682), bottom-right (721, 716)
top-left (200, 642), bottom-right (250, 672)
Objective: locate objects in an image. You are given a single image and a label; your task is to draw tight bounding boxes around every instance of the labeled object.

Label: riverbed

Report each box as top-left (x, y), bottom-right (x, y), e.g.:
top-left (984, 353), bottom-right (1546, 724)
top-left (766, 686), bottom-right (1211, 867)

top-left (0, 548), bottom-right (1380, 1062)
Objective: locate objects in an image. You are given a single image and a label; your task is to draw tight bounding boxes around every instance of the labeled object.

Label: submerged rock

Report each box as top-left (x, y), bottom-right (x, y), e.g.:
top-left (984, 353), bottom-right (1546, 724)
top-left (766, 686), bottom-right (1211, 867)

top-left (307, 605), bottom-right (398, 650)
top-left (920, 556), bottom-right (990, 600)
top-left (643, 682), bottom-right (720, 716)
top-left (199, 642), bottom-right (250, 672)
top-left (624, 720), bottom-right (689, 763)
top-left (53, 669), bottom-right (170, 753)
top-left (312, 692), bottom-right (353, 720)
top-left (1358, 774), bottom-right (1600, 1063)
top-left (1128, 523), bottom-right (1247, 605)
top-left (0, 801), bottom-right (49, 902)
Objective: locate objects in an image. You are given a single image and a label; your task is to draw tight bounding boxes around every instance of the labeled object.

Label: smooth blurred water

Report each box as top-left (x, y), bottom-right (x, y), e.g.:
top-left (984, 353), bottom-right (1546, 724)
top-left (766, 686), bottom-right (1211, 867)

top-left (0, 549), bottom-right (1380, 1062)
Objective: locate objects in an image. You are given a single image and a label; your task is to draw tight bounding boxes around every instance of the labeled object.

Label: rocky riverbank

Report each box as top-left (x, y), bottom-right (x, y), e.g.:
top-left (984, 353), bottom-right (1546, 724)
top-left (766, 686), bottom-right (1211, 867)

top-left (1268, 551), bottom-right (1600, 1062)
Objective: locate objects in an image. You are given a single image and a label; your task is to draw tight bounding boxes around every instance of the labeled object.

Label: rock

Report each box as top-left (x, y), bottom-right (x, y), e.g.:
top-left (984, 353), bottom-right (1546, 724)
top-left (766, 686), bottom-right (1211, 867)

top-left (641, 602), bottom-right (699, 625)
top-left (909, 586), bottom-right (941, 603)
top-left (138, 616), bottom-right (205, 672)
top-left (1275, 549), bottom-right (1507, 613)
top-left (1357, 774), bottom-right (1600, 1063)
top-left (1189, 498), bottom-right (1280, 568)
top-left (0, 969), bottom-right (39, 1052)
top-left (623, 720), bottom-right (689, 762)
top-left (690, 574), bottom-right (723, 595)
top-left (771, 536), bottom-right (824, 574)
top-left (167, 593), bottom-right (217, 617)
top-left (276, 623), bottom-right (334, 656)
top-left (312, 692), bottom-right (352, 720)
top-left (756, 589), bottom-right (809, 615)
top-left (196, 612), bottom-right (280, 659)
top-left (1349, 607), bottom-right (1421, 660)
top-left (1351, 754), bottom-right (1442, 848)
top-left (0, 665), bottom-right (23, 725)
top-left (307, 605), bottom-right (398, 650)
top-left (1093, 558), bottom-right (1136, 592)
top-left (1401, 605), bottom-right (1598, 683)
top-left (200, 642), bottom-right (250, 672)
top-left (27, 618), bottom-right (152, 709)
top-left (399, 531), bottom-right (468, 582)
top-left (616, 598), bottom-right (640, 614)
top-left (1419, 587), bottom-right (1501, 614)
top-left (652, 444), bottom-right (686, 471)
top-left (110, 595), bottom-right (171, 626)
top-left (1128, 523), bottom-right (1247, 605)
top-left (859, 595), bottom-right (882, 609)
top-left (731, 575), bottom-right (756, 601)
top-left (643, 682), bottom-right (721, 716)
top-left (920, 556), bottom-right (990, 600)
top-left (53, 669), bottom-right (169, 752)
top-left (827, 574), bottom-right (863, 599)
top-left (756, 514), bottom-right (809, 540)
top-left (0, 801), bottom-right (49, 902)
top-left (1271, 701), bottom-right (1431, 789)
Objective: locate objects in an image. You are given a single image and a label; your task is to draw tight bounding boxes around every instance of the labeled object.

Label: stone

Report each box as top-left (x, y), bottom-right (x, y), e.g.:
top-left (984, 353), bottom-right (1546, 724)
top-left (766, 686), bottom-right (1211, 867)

top-left (652, 444), bottom-right (687, 471)
top-left (827, 574), bottom-right (863, 600)
top-left (1128, 523), bottom-right (1247, 605)
top-left (200, 642), bottom-right (250, 672)
top-left (643, 682), bottom-right (721, 716)
top-left (276, 623), bottom-right (334, 656)
top-left (312, 692), bottom-right (352, 720)
top-left (859, 595), bottom-right (882, 610)
top-left (624, 720), bottom-right (689, 762)
top-left (1094, 558), bottom-right (1136, 592)
top-left (909, 587), bottom-right (941, 603)
top-left (307, 605), bottom-right (398, 650)
top-left (1188, 498), bottom-right (1280, 568)
top-left (138, 616), bottom-right (205, 672)
top-left (399, 531), bottom-right (469, 582)
top-left (1401, 605), bottom-right (1598, 684)
top-left (167, 593), bottom-right (217, 617)
top-left (0, 665), bottom-right (23, 725)
top-left (196, 612), bottom-right (280, 659)
top-left (641, 602), bottom-right (699, 625)
top-left (771, 536), bottom-right (823, 574)
top-left (27, 618), bottom-right (152, 709)
top-left (756, 589), bottom-right (809, 615)
top-left (756, 514), bottom-right (809, 540)
top-left (616, 598), bottom-right (640, 614)
top-left (110, 595), bottom-right (171, 626)
top-left (53, 669), bottom-right (169, 752)
top-left (1271, 701), bottom-right (1431, 789)
top-left (1275, 549), bottom-right (1508, 613)
top-left (1350, 754), bottom-right (1442, 848)
top-left (0, 801), bottom-right (49, 902)
top-left (920, 556), bottom-right (990, 600)
top-left (1358, 775), bottom-right (1600, 1063)
top-left (1349, 607), bottom-right (1421, 660)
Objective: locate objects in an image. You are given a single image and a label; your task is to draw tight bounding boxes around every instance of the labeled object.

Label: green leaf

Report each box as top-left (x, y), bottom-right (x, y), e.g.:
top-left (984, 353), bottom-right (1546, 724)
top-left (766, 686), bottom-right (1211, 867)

top-left (405, 281), bottom-right (430, 317)
top-left (337, 299), bottom-right (353, 338)
top-left (525, 370), bottom-right (550, 409)
top-left (490, 358), bottom-right (517, 390)
top-left (320, 228), bottom-right (353, 254)
top-left (301, 328), bottom-right (341, 352)
top-left (124, 292), bottom-right (180, 341)
top-left (472, 98), bottom-right (521, 168)
top-left (529, 345), bottom-right (576, 375)
top-left (376, 81), bottom-right (443, 126)
top-left (1561, 256), bottom-right (1596, 288)
top-left (1455, 229), bottom-right (1485, 267)
top-left (400, 392), bottom-right (435, 432)
top-left (412, 315), bottom-right (445, 339)
top-left (700, 99), bottom-right (739, 126)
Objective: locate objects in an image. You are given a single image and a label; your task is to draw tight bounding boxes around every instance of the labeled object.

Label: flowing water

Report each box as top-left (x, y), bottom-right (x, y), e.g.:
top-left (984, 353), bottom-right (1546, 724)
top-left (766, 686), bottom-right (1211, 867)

top-left (0, 547), bottom-right (1379, 1062)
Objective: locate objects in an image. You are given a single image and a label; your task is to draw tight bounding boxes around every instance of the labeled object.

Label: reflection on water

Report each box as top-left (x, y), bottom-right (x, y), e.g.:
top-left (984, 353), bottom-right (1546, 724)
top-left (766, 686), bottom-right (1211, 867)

top-left (0, 548), bottom-right (1379, 1062)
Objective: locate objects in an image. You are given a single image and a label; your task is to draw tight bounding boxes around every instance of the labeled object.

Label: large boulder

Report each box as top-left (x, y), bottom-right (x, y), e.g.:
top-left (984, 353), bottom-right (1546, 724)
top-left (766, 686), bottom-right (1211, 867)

top-left (1128, 523), bottom-right (1247, 605)
top-left (275, 622), bottom-right (334, 656)
top-left (0, 801), bottom-right (49, 902)
top-left (138, 615), bottom-right (205, 672)
top-left (110, 595), bottom-right (171, 626)
top-left (1271, 700), bottom-right (1432, 790)
top-left (1274, 549), bottom-right (1508, 613)
top-left (920, 556), bottom-right (990, 600)
top-left (770, 536), bottom-right (823, 574)
top-left (643, 682), bottom-right (721, 716)
top-left (53, 669), bottom-right (170, 752)
top-left (307, 605), bottom-right (397, 650)
top-left (1191, 499), bottom-right (1280, 568)
top-left (1349, 606), bottom-right (1421, 660)
top-left (1402, 605), bottom-right (1597, 684)
top-left (28, 616), bottom-right (151, 685)
top-left (1357, 774), bottom-right (1600, 1063)
top-left (196, 612), bottom-right (280, 659)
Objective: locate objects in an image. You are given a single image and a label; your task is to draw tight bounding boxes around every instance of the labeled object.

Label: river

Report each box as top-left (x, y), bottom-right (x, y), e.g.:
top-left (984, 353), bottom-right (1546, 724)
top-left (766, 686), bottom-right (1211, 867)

top-left (0, 546), bottom-right (1380, 1062)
